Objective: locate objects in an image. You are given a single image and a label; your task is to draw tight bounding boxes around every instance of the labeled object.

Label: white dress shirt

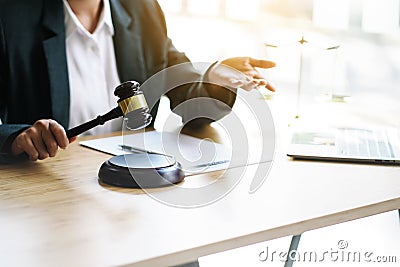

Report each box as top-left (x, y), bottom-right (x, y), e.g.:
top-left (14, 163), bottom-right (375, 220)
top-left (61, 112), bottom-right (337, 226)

top-left (63, 0), bottom-right (122, 135)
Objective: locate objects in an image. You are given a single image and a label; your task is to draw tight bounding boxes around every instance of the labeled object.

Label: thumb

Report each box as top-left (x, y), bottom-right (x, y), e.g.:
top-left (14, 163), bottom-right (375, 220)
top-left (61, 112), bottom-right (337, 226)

top-left (11, 137), bottom-right (24, 156)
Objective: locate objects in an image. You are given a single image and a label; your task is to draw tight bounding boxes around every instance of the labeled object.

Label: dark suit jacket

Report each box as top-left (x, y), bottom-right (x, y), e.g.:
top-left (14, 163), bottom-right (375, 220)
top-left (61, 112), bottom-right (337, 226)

top-left (0, 0), bottom-right (236, 160)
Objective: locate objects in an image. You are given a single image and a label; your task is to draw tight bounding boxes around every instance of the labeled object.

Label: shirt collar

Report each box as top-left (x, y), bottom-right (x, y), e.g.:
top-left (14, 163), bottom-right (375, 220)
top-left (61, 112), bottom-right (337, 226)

top-left (63, 0), bottom-right (114, 38)
top-left (102, 0), bottom-right (114, 35)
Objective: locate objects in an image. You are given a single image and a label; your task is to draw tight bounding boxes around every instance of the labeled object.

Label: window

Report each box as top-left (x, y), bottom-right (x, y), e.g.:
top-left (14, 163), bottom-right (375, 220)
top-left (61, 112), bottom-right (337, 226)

top-left (187, 0), bottom-right (220, 17)
top-left (362, 0), bottom-right (400, 34)
top-left (226, 0), bottom-right (261, 21)
top-left (312, 0), bottom-right (350, 30)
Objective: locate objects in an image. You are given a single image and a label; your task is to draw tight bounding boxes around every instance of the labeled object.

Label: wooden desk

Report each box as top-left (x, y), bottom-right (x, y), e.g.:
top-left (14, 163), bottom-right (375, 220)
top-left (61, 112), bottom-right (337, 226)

top-left (0, 90), bottom-right (399, 267)
top-left (0, 122), bottom-right (399, 267)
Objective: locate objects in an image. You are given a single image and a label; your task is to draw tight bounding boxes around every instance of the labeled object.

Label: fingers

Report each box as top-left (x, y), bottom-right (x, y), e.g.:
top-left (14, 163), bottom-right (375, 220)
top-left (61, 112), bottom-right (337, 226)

top-left (265, 81), bottom-right (276, 92)
top-left (254, 79), bottom-right (276, 92)
top-left (11, 119), bottom-right (70, 161)
top-left (240, 79), bottom-right (276, 92)
top-left (42, 125), bottom-right (59, 157)
top-left (31, 132), bottom-right (50, 160)
top-left (12, 132), bottom-right (39, 161)
top-left (245, 58), bottom-right (276, 91)
top-left (248, 57), bottom-right (276, 69)
top-left (227, 78), bottom-right (246, 88)
top-left (209, 57), bottom-right (277, 92)
top-left (207, 63), bottom-right (249, 88)
top-left (242, 69), bottom-right (259, 78)
top-left (49, 120), bottom-right (69, 149)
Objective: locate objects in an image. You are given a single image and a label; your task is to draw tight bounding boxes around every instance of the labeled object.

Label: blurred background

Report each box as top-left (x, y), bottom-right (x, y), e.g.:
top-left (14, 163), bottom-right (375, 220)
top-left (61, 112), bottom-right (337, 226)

top-left (158, 0), bottom-right (400, 123)
top-left (155, 3), bottom-right (400, 266)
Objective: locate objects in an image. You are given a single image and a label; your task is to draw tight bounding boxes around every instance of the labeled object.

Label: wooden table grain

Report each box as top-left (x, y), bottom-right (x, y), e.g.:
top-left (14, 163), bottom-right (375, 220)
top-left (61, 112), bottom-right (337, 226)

top-left (1, 101), bottom-right (399, 267)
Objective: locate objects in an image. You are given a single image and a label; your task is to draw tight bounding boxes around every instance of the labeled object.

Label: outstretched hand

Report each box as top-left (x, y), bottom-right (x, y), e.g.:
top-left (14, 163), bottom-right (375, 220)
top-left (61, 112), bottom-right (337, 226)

top-left (208, 57), bottom-right (276, 92)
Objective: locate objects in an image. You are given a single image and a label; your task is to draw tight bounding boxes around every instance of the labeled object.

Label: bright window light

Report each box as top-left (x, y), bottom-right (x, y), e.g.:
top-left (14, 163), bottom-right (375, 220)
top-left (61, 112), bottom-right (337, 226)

top-left (158, 0), bottom-right (183, 14)
top-left (312, 0), bottom-right (349, 30)
top-left (362, 0), bottom-right (400, 34)
top-left (226, 0), bottom-right (260, 21)
top-left (187, 0), bottom-right (220, 17)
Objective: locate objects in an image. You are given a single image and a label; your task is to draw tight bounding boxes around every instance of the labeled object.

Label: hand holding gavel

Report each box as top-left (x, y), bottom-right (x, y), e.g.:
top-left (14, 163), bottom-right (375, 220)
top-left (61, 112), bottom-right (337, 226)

top-left (11, 81), bottom-right (152, 161)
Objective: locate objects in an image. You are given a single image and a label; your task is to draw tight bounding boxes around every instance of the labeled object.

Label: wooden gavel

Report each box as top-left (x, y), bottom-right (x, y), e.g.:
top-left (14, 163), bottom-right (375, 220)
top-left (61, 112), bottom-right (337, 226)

top-left (66, 81), bottom-right (152, 138)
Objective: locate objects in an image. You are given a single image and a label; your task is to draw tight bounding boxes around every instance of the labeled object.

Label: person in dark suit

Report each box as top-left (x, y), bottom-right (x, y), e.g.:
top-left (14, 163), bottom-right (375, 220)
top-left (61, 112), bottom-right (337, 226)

top-left (0, 0), bottom-right (275, 162)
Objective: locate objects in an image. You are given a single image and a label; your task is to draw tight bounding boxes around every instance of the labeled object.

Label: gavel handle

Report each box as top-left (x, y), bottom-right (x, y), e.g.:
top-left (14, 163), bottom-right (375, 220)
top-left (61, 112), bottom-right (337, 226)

top-left (66, 107), bottom-right (122, 139)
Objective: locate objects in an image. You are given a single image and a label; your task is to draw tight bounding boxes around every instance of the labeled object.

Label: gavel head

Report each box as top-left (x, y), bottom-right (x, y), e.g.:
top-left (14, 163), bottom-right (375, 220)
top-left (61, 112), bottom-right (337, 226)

top-left (114, 81), bottom-right (152, 130)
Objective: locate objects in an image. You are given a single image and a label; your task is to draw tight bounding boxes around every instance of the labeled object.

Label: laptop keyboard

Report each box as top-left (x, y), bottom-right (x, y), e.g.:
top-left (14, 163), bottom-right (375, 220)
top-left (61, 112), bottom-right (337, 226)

top-left (337, 128), bottom-right (395, 158)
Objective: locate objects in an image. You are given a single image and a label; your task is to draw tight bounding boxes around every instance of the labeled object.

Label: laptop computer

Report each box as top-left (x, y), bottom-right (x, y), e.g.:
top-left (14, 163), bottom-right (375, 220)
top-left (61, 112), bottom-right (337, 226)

top-left (287, 127), bottom-right (400, 165)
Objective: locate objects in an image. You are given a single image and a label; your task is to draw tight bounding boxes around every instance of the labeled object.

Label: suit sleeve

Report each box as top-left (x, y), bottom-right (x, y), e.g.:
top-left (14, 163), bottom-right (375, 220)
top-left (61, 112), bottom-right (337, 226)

top-left (0, 17), bottom-right (31, 162)
top-left (153, 1), bottom-right (237, 127)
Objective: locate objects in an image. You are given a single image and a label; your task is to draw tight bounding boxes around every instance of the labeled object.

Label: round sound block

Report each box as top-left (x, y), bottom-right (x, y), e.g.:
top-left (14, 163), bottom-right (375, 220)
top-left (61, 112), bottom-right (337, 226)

top-left (98, 154), bottom-right (185, 188)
